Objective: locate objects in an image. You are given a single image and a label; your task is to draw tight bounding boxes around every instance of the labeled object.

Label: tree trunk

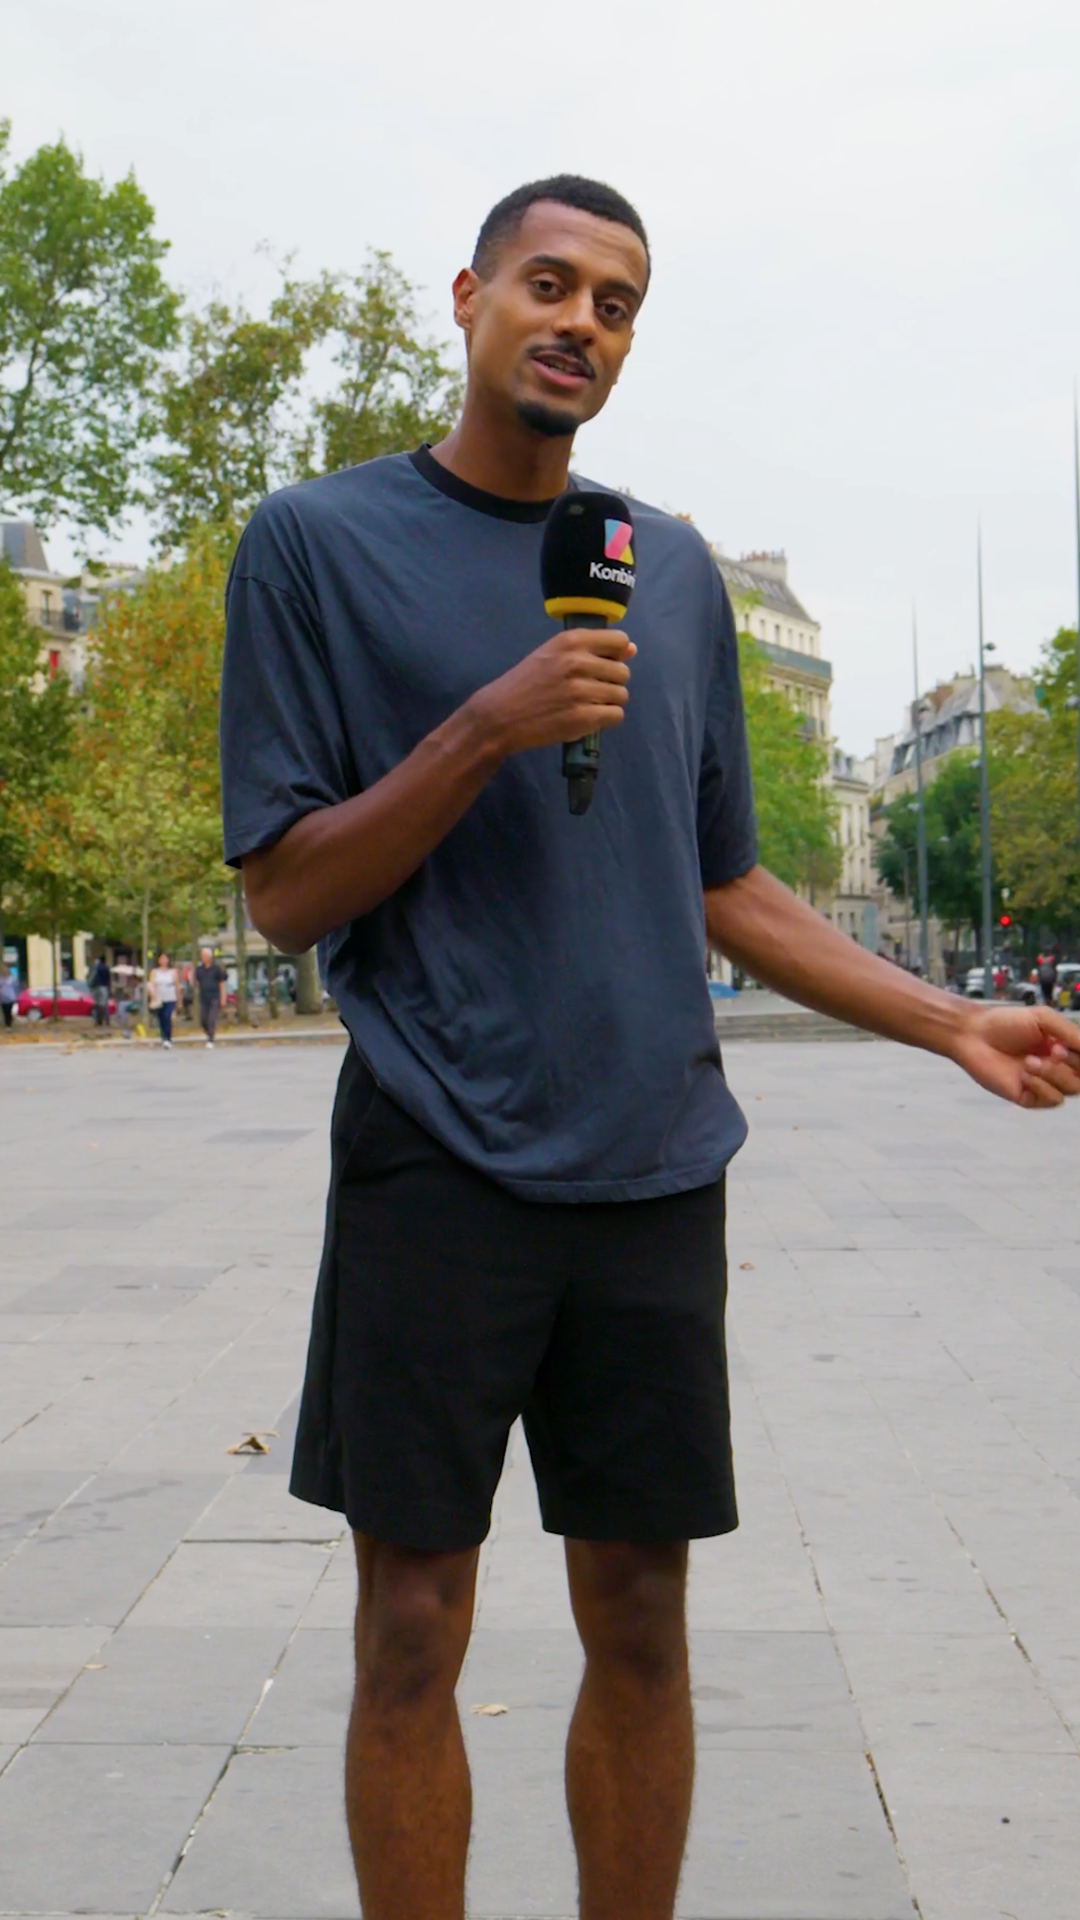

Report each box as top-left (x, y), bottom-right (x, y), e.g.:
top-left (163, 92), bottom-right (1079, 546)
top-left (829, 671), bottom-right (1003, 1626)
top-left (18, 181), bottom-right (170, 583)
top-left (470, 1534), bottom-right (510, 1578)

top-left (141, 884), bottom-right (151, 1031)
top-left (233, 869), bottom-right (249, 1024)
top-left (267, 942), bottom-right (279, 1019)
top-left (50, 917), bottom-right (59, 1025)
top-left (295, 946), bottom-right (321, 1016)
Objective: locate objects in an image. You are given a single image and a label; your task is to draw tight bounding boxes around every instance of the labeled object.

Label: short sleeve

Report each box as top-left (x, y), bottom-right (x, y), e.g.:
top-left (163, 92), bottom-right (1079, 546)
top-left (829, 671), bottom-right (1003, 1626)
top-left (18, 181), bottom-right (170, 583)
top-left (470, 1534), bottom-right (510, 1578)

top-left (697, 573), bottom-right (758, 888)
top-left (220, 508), bottom-right (357, 867)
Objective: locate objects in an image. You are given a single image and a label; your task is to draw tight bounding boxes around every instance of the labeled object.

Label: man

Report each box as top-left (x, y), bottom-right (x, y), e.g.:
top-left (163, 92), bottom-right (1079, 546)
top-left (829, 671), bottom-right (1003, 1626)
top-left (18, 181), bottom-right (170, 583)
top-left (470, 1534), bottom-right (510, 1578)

top-left (194, 945), bottom-right (227, 1047)
top-left (89, 954), bottom-right (112, 1029)
top-left (220, 176), bottom-right (1080, 1920)
top-left (1037, 951), bottom-right (1058, 1007)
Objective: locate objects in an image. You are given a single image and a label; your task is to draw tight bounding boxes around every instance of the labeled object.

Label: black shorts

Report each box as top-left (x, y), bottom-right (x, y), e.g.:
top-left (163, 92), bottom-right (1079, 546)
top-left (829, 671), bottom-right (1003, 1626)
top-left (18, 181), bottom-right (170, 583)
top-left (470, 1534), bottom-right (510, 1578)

top-left (290, 1045), bottom-right (737, 1551)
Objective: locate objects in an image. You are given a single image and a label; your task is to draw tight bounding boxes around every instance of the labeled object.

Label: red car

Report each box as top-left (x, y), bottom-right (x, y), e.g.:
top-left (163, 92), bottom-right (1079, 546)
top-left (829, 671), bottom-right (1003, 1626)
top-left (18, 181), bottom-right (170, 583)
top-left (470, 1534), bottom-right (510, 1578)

top-left (16, 980), bottom-right (117, 1021)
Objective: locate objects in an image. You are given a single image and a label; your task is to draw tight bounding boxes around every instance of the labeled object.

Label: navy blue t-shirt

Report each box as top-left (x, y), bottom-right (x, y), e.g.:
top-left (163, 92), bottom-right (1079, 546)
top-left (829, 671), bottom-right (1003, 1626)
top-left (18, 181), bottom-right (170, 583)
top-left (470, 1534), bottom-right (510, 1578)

top-left (221, 447), bottom-right (756, 1200)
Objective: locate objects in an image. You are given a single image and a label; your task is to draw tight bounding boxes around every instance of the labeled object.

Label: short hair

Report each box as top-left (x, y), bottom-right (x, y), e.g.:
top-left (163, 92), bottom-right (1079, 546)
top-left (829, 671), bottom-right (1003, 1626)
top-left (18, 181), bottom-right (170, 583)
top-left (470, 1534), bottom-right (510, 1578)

top-left (472, 175), bottom-right (650, 280)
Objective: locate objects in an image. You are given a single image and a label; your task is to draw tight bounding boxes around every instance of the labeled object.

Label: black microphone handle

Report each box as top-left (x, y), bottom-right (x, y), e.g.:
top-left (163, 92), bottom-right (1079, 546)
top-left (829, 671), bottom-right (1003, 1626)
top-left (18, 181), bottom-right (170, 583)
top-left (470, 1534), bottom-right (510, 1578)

top-left (561, 612), bottom-right (609, 816)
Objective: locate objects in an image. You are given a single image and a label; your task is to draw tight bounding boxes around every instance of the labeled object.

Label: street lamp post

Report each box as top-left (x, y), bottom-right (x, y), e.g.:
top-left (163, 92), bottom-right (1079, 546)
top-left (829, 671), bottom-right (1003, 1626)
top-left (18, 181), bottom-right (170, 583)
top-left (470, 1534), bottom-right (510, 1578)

top-left (977, 526), bottom-right (994, 1001)
top-left (1073, 391), bottom-right (1080, 874)
top-left (912, 605), bottom-right (930, 978)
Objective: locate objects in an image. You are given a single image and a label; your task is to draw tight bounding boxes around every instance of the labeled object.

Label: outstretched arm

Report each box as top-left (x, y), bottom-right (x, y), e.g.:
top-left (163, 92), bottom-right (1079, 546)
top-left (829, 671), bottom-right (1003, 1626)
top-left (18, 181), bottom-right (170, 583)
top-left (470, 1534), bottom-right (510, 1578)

top-left (705, 865), bottom-right (1080, 1110)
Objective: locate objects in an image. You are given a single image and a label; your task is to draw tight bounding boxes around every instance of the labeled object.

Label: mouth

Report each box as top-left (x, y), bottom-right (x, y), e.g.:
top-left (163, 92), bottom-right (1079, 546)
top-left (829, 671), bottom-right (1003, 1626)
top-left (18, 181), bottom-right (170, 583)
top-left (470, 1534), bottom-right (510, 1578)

top-left (529, 347), bottom-right (595, 391)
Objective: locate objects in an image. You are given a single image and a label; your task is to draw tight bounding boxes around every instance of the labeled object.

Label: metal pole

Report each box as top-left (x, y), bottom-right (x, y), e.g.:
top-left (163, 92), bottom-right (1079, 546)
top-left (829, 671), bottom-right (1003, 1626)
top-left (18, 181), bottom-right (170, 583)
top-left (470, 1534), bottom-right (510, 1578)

top-left (1073, 388), bottom-right (1080, 879)
top-left (977, 525), bottom-right (994, 999)
top-left (912, 604), bottom-right (930, 977)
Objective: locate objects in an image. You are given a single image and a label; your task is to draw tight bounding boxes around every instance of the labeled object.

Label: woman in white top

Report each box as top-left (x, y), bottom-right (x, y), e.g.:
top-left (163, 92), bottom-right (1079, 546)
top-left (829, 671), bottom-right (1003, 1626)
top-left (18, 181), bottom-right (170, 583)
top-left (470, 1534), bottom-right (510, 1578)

top-left (148, 951), bottom-right (179, 1048)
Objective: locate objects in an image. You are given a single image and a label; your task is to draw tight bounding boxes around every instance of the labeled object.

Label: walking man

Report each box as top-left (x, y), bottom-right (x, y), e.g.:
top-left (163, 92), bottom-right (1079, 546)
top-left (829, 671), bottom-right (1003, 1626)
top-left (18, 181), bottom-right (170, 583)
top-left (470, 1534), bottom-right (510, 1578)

top-left (1037, 952), bottom-right (1058, 1006)
top-left (195, 945), bottom-right (227, 1047)
top-left (220, 175), bottom-right (1080, 1919)
top-left (90, 954), bottom-right (112, 1028)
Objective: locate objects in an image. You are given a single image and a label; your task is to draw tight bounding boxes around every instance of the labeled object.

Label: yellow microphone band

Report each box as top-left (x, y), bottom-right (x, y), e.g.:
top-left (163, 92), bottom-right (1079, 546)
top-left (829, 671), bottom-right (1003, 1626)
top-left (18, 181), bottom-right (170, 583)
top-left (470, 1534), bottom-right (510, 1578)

top-left (543, 595), bottom-right (626, 623)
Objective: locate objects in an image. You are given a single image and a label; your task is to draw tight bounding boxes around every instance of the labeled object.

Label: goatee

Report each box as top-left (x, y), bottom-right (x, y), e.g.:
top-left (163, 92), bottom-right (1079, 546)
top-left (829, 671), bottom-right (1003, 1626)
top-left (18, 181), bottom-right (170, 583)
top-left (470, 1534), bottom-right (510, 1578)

top-left (515, 399), bottom-right (578, 439)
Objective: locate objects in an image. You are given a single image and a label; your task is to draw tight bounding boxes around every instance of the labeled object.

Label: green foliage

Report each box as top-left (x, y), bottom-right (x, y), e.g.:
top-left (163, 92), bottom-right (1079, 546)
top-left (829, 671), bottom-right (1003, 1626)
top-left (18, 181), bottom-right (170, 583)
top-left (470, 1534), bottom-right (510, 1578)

top-left (293, 252), bottom-right (463, 479)
top-left (153, 251), bottom-right (461, 547)
top-left (988, 626), bottom-right (1079, 929)
top-left (76, 531), bottom-right (231, 965)
top-left (0, 121), bottom-right (178, 533)
top-left (0, 559), bottom-right (79, 943)
top-left (875, 752), bottom-right (988, 936)
top-left (737, 633), bottom-right (839, 893)
top-left (151, 275), bottom-right (336, 546)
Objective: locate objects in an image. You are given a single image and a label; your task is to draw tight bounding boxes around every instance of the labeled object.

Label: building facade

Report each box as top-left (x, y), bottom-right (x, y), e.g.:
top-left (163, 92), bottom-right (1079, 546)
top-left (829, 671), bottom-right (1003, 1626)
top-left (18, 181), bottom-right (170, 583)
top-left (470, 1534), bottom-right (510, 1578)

top-left (715, 549), bottom-right (834, 741)
top-left (865, 666), bottom-right (1036, 974)
top-left (713, 547), bottom-right (878, 942)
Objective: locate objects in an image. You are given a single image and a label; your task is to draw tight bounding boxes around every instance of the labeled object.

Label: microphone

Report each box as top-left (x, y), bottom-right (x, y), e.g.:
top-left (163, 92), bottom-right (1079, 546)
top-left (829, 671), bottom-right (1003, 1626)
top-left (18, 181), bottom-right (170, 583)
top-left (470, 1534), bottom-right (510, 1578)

top-left (541, 490), bottom-right (636, 815)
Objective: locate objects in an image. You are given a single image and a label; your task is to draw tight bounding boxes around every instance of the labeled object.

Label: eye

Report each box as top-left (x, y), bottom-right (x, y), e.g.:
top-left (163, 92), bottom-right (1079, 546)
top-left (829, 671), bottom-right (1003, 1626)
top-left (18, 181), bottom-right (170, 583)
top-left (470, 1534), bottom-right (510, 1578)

top-left (597, 298), bottom-right (631, 325)
top-left (531, 274), bottom-right (563, 299)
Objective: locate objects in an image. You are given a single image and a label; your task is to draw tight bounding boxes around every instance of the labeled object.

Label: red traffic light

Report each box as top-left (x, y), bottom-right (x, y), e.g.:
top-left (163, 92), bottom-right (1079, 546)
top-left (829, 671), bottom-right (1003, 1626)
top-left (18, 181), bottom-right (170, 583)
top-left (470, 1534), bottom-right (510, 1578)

top-left (999, 913), bottom-right (1011, 927)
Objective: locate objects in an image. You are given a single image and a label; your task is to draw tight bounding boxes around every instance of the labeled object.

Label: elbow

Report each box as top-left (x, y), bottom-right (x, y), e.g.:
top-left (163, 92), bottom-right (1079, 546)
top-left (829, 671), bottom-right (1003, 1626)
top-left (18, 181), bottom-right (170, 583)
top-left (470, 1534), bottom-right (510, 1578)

top-left (241, 857), bottom-right (317, 955)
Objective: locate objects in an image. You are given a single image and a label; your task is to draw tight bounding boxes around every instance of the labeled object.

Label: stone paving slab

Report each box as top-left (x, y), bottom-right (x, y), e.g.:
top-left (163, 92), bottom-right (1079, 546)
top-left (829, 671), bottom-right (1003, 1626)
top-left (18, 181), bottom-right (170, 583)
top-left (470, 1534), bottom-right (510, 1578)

top-left (0, 1040), bottom-right (1077, 1916)
top-left (0, 1740), bottom-right (231, 1912)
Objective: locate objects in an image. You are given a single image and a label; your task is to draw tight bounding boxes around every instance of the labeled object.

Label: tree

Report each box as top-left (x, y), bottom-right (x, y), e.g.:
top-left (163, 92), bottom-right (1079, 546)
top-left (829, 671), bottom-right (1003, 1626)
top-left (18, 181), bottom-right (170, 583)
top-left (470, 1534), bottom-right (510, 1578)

top-left (152, 252), bottom-right (461, 546)
top-left (988, 627), bottom-right (1079, 934)
top-left (875, 752), bottom-right (988, 949)
top-left (293, 252), bottom-right (463, 479)
top-left (151, 275), bottom-right (335, 547)
top-left (77, 535), bottom-right (230, 1010)
top-left (0, 559), bottom-right (77, 964)
top-left (0, 122), bottom-right (178, 534)
top-left (736, 632), bottom-right (839, 894)
top-left (8, 786), bottom-right (100, 1019)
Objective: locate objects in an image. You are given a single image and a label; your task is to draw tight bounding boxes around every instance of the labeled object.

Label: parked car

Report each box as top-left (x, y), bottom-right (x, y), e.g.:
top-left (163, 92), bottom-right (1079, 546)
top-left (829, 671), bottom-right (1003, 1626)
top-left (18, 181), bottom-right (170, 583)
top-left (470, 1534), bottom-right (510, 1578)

top-left (16, 980), bottom-right (117, 1021)
top-left (1008, 973), bottom-right (1038, 1006)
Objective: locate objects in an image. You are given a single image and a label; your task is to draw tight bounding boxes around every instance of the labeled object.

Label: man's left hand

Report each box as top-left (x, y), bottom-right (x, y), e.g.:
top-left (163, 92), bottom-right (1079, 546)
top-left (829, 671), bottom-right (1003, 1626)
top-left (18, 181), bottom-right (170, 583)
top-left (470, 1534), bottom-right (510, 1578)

top-left (951, 1003), bottom-right (1080, 1109)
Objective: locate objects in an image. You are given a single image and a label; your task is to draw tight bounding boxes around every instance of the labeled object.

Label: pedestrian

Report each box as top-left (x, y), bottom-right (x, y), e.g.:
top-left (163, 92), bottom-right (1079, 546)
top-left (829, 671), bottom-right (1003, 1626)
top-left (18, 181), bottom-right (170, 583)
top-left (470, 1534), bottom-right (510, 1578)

top-left (194, 945), bottom-right (227, 1048)
top-left (1037, 952), bottom-right (1057, 1007)
top-left (0, 963), bottom-right (15, 1031)
top-left (147, 951), bottom-right (178, 1048)
top-left (220, 174), bottom-right (1080, 1920)
top-left (89, 954), bottom-right (112, 1028)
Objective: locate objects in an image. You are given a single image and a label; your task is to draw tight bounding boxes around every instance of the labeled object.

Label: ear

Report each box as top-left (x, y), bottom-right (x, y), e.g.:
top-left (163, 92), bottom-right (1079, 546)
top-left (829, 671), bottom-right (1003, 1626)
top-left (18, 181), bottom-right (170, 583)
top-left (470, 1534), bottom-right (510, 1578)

top-left (452, 266), bottom-right (481, 338)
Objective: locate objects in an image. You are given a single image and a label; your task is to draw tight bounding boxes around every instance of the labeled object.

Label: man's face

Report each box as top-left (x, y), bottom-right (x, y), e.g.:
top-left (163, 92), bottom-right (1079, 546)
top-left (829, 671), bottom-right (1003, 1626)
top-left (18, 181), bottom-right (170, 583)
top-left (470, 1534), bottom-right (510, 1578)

top-left (453, 202), bottom-right (648, 441)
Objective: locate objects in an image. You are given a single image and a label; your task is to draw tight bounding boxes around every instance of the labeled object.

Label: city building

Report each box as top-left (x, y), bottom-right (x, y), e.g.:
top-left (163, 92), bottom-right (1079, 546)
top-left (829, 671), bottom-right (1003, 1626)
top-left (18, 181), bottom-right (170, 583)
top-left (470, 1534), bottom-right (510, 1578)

top-left (865, 666), bottom-right (1036, 973)
top-left (0, 520), bottom-right (87, 682)
top-left (713, 546), bottom-right (878, 943)
top-left (715, 549), bottom-right (833, 741)
top-left (829, 749), bottom-right (877, 947)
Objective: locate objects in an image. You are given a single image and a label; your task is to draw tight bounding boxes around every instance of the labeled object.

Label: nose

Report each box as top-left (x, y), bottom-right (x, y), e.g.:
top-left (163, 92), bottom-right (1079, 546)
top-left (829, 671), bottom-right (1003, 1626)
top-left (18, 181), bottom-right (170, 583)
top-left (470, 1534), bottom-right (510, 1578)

top-left (554, 285), bottom-right (597, 341)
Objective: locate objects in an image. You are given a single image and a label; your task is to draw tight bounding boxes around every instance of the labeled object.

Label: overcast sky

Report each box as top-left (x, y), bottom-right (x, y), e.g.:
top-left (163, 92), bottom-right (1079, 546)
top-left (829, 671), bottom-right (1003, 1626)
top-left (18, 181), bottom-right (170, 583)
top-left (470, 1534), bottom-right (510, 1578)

top-left (7, 0), bottom-right (1080, 753)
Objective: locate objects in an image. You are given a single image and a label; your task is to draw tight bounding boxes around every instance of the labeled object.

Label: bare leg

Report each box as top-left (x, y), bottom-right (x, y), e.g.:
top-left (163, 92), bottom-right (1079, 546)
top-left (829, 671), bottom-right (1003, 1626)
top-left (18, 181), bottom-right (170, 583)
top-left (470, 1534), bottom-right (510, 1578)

top-left (346, 1534), bottom-right (479, 1919)
top-left (564, 1539), bottom-right (693, 1920)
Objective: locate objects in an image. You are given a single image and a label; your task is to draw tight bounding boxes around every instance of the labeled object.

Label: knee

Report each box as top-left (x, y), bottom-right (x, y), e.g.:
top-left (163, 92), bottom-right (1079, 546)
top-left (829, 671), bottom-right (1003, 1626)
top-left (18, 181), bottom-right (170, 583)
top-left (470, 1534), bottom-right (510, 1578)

top-left (354, 1539), bottom-right (476, 1716)
top-left (569, 1540), bottom-right (688, 1690)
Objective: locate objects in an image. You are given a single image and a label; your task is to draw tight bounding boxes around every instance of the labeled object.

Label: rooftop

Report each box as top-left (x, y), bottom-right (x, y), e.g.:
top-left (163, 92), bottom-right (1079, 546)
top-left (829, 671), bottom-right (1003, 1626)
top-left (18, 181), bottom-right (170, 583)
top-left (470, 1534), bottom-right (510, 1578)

top-left (715, 550), bottom-right (818, 627)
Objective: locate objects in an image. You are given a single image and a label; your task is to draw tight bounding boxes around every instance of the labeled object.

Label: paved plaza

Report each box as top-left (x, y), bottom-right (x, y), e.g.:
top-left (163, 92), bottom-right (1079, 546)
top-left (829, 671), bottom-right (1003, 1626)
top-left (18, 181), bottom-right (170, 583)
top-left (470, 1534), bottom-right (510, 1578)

top-left (0, 1034), bottom-right (1078, 1919)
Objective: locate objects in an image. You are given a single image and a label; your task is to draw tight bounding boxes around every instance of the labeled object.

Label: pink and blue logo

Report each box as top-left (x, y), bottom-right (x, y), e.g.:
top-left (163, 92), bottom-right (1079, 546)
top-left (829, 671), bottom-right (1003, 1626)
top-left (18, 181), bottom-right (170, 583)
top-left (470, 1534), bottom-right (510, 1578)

top-left (604, 519), bottom-right (634, 565)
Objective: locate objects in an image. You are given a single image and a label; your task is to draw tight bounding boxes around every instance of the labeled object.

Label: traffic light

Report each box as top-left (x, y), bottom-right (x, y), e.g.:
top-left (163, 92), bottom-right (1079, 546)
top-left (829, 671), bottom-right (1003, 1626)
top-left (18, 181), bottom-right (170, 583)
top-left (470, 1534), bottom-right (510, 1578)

top-left (999, 913), bottom-right (1011, 927)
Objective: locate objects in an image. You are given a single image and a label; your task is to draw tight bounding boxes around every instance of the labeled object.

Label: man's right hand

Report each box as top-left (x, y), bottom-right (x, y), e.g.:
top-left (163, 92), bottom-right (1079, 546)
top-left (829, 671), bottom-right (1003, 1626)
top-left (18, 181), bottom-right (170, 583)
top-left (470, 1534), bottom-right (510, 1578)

top-left (243, 627), bottom-right (635, 953)
top-left (467, 628), bottom-right (635, 759)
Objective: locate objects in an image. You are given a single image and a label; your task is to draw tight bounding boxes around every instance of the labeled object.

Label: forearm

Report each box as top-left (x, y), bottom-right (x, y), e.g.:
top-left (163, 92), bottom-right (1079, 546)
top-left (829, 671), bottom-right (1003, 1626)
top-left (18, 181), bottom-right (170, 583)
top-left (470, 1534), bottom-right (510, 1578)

top-left (242, 699), bottom-right (503, 952)
top-left (705, 864), bottom-right (973, 1058)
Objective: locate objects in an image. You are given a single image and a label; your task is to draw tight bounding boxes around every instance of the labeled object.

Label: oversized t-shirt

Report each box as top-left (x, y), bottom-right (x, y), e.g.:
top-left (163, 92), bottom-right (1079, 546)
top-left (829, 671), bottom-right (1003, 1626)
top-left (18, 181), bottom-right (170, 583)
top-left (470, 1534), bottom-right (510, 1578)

top-left (221, 446), bottom-right (757, 1200)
